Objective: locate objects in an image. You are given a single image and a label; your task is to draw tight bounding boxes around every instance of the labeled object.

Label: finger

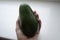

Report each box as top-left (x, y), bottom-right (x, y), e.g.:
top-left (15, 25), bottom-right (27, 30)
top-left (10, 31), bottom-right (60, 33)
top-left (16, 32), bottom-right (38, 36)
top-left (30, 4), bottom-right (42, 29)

top-left (37, 19), bottom-right (41, 30)
top-left (35, 19), bottom-right (41, 34)
top-left (34, 13), bottom-right (39, 19)
top-left (16, 17), bottom-right (20, 31)
top-left (33, 11), bottom-right (36, 14)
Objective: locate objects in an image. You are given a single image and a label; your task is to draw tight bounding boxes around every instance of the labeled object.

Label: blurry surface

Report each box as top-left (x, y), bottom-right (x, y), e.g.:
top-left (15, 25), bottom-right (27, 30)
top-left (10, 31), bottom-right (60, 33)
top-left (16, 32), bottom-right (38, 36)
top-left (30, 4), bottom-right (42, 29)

top-left (0, 1), bottom-right (60, 40)
top-left (0, 0), bottom-right (60, 2)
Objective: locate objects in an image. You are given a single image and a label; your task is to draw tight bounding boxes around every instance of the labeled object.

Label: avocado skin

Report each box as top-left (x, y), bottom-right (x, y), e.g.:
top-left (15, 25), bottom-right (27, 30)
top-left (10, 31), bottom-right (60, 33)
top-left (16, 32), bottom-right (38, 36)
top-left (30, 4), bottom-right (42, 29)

top-left (19, 4), bottom-right (38, 38)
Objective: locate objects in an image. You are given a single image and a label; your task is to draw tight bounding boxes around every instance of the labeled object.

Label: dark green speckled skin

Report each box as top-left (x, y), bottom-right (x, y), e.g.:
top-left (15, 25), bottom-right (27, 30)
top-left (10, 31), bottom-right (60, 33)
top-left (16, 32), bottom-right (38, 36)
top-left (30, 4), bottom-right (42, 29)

top-left (19, 4), bottom-right (38, 38)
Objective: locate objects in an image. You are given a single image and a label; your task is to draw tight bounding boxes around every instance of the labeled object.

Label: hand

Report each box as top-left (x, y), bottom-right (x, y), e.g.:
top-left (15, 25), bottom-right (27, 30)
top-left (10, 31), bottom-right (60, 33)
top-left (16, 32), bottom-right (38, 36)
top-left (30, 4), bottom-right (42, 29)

top-left (16, 11), bottom-right (41, 40)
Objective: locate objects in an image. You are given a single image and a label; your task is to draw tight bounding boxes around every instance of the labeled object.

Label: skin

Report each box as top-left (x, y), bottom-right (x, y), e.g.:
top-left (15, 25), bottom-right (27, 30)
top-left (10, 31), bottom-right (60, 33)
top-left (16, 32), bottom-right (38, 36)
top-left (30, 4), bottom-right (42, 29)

top-left (16, 11), bottom-right (41, 40)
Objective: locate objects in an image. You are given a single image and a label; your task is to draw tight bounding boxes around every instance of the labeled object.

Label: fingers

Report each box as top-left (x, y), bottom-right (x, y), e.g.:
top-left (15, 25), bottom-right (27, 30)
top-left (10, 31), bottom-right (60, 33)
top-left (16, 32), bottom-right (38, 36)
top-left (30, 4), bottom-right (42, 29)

top-left (33, 11), bottom-right (41, 30)
top-left (33, 11), bottom-right (39, 19)
top-left (33, 11), bottom-right (41, 35)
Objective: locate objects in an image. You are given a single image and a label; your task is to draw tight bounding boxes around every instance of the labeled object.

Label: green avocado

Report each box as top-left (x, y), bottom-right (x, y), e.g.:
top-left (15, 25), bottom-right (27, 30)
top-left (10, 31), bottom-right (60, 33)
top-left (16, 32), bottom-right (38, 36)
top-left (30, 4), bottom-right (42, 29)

top-left (19, 4), bottom-right (38, 38)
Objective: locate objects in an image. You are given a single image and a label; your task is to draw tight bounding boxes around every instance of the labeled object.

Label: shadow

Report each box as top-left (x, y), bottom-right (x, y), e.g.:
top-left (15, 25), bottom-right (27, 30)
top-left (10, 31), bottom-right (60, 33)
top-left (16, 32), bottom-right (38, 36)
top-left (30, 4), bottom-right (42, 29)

top-left (0, 37), bottom-right (14, 40)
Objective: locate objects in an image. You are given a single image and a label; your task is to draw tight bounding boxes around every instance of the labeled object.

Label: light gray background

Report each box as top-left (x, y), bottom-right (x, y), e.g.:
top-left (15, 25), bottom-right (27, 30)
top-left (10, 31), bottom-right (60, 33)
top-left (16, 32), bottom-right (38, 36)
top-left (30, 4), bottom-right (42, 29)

top-left (0, 1), bottom-right (60, 40)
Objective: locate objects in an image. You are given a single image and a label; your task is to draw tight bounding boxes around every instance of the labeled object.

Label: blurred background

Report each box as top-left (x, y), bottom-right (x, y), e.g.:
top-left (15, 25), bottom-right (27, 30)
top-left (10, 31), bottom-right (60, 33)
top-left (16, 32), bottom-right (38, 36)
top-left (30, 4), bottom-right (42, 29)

top-left (0, 0), bottom-right (60, 40)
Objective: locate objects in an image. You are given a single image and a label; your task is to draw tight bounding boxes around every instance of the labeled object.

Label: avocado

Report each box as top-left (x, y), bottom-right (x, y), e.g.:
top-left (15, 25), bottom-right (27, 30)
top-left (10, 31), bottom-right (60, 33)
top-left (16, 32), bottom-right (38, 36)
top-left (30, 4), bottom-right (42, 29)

top-left (19, 4), bottom-right (38, 38)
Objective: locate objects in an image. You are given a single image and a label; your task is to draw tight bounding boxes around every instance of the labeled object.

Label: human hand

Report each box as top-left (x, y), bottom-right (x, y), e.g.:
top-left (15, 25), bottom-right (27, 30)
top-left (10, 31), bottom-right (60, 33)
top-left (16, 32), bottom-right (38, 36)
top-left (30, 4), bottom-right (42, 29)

top-left (16, 11), bottom-right (41, 40)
